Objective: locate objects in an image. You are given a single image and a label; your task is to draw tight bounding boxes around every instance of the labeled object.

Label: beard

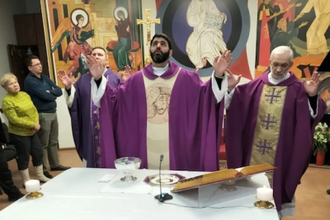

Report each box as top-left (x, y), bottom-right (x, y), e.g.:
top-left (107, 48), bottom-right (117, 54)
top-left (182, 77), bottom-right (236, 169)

top-left (150, 50), bottom-right (170, 63)
top-left (270, 66), bottom-right (287, 79)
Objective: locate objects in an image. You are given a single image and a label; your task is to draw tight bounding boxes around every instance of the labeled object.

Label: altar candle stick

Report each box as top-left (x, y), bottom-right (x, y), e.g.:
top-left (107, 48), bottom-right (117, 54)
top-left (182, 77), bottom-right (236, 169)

top-left (25, 180), bottom-right (40, 193)
top-left (256, 185), bottom-right (273, 201)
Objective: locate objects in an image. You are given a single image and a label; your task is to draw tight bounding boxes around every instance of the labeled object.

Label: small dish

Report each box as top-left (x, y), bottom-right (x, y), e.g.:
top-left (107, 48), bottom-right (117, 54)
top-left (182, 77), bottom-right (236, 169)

top-left (144, 174), bottom-right (185, 186)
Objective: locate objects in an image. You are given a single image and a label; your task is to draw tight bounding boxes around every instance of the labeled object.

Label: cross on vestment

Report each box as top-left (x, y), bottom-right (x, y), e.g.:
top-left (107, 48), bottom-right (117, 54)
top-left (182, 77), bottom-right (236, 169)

top-left (260, 113), bottom-right (277, 130)
top-left (265, 88), bottom-right (282, 104)
top-left (137, 9), bottom-right (161, 64)
top-left (256, 139), bottom-right (273, 155)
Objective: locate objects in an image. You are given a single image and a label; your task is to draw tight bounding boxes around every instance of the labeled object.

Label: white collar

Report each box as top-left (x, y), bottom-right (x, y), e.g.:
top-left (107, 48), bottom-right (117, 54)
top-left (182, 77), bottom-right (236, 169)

top-left (152, 63), bottom-right (169, 76)
top-left (268, 72), bottom-right (290, 85)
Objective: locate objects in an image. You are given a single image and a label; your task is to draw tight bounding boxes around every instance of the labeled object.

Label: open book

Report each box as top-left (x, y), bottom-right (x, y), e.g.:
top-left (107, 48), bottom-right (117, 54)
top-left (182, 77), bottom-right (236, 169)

top-left (171, 163), bottom-right (275, 192)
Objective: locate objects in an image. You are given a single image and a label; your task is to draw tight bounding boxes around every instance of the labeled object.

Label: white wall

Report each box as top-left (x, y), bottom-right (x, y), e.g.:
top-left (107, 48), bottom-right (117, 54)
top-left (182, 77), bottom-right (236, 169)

top-left (56, 95), bottom-right (75, 148)
top-left (25, 0), bottom-right (41, 13)
top-left (0, 0), bottom-right (27, 100)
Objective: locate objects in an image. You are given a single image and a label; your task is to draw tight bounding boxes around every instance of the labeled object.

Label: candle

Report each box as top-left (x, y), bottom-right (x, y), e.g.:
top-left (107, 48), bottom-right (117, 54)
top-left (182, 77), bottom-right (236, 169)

top-left (25, 180), bottom-right (40, 193)
top-left (256, 185), bottom-right (273, 201)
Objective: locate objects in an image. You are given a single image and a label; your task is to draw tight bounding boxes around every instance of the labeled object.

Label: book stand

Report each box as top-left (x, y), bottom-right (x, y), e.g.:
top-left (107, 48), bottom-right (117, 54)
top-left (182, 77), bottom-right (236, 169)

top-left (171, 171), bottom-right (273, 208)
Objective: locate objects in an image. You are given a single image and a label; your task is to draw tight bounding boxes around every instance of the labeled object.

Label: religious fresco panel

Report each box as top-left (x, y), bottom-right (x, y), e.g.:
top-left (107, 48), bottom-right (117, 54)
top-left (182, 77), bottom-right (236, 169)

top-left (155, 0), bottom-right (252, 79)
top-left (41, 0), bottom-right (144, 87)
top-left (255, 0), bottom-right (330, 79)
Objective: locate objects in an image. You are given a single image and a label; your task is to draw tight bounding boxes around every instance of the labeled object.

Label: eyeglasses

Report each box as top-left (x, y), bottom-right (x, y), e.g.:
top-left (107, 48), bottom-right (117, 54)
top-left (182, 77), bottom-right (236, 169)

top-left (270, 62), bottom-right (289, 69)
top-left (30, 63), bottom-right (42, 67)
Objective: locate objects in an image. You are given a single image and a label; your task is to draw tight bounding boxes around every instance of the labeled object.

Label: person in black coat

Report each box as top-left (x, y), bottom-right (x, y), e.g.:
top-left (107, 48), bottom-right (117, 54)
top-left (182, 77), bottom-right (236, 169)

top-left (0, 117), bottom-right (24, 201)
top-left (0, 145), bottom-right (25, 201)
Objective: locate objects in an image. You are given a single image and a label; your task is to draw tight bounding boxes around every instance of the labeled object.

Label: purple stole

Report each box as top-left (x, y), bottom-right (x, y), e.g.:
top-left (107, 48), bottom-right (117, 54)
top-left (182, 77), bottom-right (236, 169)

top-left (91, 103), bottom-right (101, 167)
top-left (90, 75), bottom-right (110, 168)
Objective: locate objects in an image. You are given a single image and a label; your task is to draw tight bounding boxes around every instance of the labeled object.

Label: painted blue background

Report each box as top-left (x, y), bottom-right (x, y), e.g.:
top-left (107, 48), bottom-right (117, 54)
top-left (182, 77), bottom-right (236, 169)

top-left (156, 0), bottom-right (250, 77)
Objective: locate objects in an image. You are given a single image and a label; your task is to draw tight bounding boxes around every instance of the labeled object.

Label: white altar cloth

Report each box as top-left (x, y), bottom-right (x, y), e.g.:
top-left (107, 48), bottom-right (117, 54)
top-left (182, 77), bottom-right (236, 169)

top-left (0, 168), bottom-right (280, 220)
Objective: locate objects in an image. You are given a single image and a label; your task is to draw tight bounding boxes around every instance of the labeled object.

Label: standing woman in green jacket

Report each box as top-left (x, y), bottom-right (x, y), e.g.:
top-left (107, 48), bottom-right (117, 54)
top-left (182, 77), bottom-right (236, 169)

top-left (0, 73), bottom-right (49, 185)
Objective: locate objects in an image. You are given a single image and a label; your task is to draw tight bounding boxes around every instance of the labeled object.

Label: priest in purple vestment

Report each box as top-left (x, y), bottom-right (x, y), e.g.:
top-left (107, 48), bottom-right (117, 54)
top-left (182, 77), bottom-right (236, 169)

top-left (225, 46), bottom-right (326, 216)
top-left (58, 47), bottom-right (123, 168)
top-left (90, 33), bottom-right (232, 171)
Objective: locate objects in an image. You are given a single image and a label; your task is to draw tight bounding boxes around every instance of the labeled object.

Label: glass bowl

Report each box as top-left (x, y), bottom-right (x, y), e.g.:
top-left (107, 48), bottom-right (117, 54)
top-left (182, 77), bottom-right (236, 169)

top-left (114, 157), bottom-right (141, 182)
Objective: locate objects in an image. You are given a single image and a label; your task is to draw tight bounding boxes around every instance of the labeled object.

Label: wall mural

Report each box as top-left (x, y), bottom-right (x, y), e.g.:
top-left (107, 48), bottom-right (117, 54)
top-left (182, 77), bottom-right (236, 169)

top-left (41, 0), bottom-right (330, 97)
top-left (155, 0), bottom-right (252, 79)
top-left (255, 0), bottom-right (330, 79)
top-left (42, 0), bottom-right (144, 87)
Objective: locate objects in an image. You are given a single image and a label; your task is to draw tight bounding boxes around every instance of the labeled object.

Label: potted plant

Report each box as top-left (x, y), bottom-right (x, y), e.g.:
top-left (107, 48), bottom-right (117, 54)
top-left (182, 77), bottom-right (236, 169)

top-left (313, 122), bottom-right (330, 166)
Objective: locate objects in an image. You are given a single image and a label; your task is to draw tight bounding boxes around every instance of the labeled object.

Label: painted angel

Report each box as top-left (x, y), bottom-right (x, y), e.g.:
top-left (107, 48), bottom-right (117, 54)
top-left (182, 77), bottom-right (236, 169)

top-left (51, 10), bottom-right (94, 78)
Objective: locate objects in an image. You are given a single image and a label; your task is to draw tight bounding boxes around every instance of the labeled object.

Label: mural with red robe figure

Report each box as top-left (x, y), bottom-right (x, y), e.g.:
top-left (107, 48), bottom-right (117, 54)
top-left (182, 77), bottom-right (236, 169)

top-left (255, 0), bottom-right (330, 79)
top-left (154, 0), bottom-right (252, 80)
top-left (42, 0), bottom-right (144, 87)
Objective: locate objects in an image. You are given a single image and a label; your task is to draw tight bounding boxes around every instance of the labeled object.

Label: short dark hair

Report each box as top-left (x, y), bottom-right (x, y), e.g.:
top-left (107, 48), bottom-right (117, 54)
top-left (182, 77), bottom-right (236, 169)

top-left (24, 55), bottom-right (39, 67)
top-left (150, 33), bottom-right (172, 49)
top-left (76, 14), bottom-right (83, 22)
top-left (92, 46), bottom-right (107, 55)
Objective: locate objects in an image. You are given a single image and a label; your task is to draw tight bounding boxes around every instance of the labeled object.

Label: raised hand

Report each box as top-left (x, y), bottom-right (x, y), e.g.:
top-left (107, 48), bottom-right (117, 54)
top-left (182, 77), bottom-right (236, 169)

top-left (214, 50), bottom-right (232, 77)
top-left (87, 55), bottom-right (104, 80)
top-left (227, 69), bottom-right (241, 91)
top-left (303, 72), bottom-right (320, 97)
top-left (57, 69), bottom-right (73, 89)
top-left (122, 65), bottom-right (132, 82)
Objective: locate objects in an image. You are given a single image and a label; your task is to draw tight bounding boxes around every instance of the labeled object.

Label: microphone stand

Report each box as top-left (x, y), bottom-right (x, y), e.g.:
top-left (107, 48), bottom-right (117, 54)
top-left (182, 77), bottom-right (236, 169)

top-left (154, 155), bottom-right (173, 202)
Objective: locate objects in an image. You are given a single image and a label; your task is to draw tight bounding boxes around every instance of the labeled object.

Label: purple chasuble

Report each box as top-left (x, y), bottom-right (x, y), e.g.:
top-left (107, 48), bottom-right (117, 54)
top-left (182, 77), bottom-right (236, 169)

top-left (99, 61), bottom-right (224, 171)
top-left (225, 71), bottom-right (326, 211)
top-left (70, 68), bottom-right (121, 167)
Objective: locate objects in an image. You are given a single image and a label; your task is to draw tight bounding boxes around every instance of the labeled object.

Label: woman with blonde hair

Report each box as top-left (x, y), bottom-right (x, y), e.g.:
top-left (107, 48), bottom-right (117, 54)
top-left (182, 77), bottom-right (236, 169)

top-left (1, 73), bottom-right (49, 185)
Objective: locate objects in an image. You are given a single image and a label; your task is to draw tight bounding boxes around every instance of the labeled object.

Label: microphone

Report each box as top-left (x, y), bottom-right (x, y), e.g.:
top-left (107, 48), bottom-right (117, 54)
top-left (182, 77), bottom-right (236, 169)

top-left (154, 154), bottom-right (173, 202)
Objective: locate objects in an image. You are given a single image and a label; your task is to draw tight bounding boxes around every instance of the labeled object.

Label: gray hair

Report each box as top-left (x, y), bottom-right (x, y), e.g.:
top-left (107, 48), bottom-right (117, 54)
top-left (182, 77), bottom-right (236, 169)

top-left (270, 46), bottom-right (293, 62)
top-left (0, 73), bottom-right (17, 88)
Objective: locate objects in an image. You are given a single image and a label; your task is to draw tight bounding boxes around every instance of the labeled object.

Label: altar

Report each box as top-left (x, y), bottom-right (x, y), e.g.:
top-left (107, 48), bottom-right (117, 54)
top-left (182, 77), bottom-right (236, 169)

top-left (0, 168), bottom-right (280, 220)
